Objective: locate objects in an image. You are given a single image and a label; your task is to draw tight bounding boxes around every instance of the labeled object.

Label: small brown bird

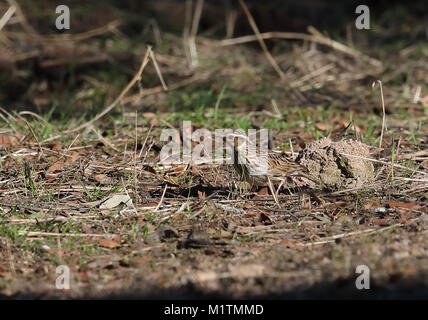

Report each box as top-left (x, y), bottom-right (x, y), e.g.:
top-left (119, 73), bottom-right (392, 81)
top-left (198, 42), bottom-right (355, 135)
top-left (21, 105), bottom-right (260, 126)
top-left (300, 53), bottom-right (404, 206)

top-left (227, 132), bottom-right (314, 206)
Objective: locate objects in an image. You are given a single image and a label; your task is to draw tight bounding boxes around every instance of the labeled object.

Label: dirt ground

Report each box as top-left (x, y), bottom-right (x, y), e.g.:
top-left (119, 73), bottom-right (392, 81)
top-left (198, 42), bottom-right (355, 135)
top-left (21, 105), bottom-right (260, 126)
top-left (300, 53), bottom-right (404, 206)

top-left (0, 1), bottom-right (427, 299)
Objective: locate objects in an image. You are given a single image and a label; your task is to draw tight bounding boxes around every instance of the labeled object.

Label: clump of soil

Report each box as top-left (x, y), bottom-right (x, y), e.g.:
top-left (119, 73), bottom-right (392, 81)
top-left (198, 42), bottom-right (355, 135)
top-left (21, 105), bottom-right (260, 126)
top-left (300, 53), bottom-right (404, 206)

top-left (296, 138), bottom-right (375, 190)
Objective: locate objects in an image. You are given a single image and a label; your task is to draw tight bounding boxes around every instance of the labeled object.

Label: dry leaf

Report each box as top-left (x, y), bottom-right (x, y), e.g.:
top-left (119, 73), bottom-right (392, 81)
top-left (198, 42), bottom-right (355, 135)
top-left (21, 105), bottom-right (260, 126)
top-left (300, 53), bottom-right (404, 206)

top-left (66, 151), bottom-right (81, 164)
top-left (197, 190), bottom-right (206, 199)
top-left (98, 239), bottom-right (121, 249)
top-left (0, 134), bottom-right (21, 148)
top-left (100, 194), bottom-right (133, 209)
top-left (135, 257), bottom-right (149, 265)
top-left (243, 203), bottom-right (252, 209)
top-left (47, 161), bottom-right (64, 173)
top-left (252, 187), bottom-right (269, 200)
top-left (280, 239), bottom-right (298, 248)
top-left (142, 112), bottom-right (156, 119)
top-left (258, 187), bottom-right (268, 196)
top-left (95, 174), bottom-right (110, 184)
top-left (363, 203), bottom-right (373, 210)
top-left (173, 166), bottom-right (185, 173)
top-left (141, 202), bottom-right (158, 208)
top-left (388, 202), bottom-right (418, 210)
top-left (78, 272), bottom-right (89, 280)
top-left (375, 218), bottom-right (390, 226)
top-left (315, 123), bottom-right (332, 131)
top-left (51, 143), bottom-right (62, 151)
top-left (246, 211), bottom-right (259, 217)
top-left (257, 212), bottom-right (272, 225)
top-left (81, 224), bottom-right (93, 234)
top-left (150, 118), bottom-right (159, 127)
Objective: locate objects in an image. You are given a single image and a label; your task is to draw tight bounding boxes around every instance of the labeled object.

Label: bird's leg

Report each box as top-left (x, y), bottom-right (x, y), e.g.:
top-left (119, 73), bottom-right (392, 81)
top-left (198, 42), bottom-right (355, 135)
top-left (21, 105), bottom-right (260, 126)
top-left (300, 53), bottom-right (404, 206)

top-left (281, 180), bottom-right (296, 206)
top-left (267, 177), bottom-right (281, 208)
top-left (296, 186), bottom-right (305, 210)
top-left (275, 175), bottom-right (296, 197)
top-left (275, 178), bottom-right (285, 198)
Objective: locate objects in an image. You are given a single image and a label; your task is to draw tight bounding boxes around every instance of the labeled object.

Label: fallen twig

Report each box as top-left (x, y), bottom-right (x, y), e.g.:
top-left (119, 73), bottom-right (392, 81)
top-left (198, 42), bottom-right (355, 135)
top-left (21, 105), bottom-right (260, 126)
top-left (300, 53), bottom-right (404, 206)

top-left (64, 47), bottom-right (152, 134)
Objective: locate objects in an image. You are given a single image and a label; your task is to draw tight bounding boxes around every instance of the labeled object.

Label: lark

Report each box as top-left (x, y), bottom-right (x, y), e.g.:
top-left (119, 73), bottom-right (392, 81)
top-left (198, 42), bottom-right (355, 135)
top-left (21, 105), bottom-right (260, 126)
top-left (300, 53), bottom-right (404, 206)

top-left (227, 132), bottom-right (314, 207)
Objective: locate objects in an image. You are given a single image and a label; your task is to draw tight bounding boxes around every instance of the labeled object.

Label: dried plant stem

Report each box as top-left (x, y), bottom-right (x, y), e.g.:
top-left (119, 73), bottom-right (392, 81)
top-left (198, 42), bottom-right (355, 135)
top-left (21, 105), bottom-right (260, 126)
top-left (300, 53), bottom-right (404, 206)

top-left (6, 0), bottom-right (39, 38)
top-left (134, 112), bottom-right (139, 200)
top-left (150, 50), bottom-right (168, 90)
top-left (372, 80), bottom-right (387, 149)
top-left (16, 114), bottom-right (42, 157)
top-left (0, 107), bottom-right (17, 133)
top-left (19, 231), bottom-right (110, 238)
top-left (238, 0), bottom-right (285, 80)
top-left (190, 0), bottom-right (204, 39)
top-left (301, 224), bottom-right (401, 247)
top-left (3, 20), bottom-right (121, 43)
top-left (67, 133), bottom-right (80, 151)
top-left (91, 126), bottom-right (118, 152)
top-left (65, 47), bottom-right (152, 134)
top-left (189, 0), bottom-right (204, 67)
top-left (225, 9), bottom-right (237, 39)
top-left (155, 185), bottom-right (168, 211)
top-left (219, 31), bottom-right (381, 67)
top-left (183, 0), bottom-right (193, 66)
top-left (123, 75), bottom-right (200, 105)
top-left (139, 123), bottom-right (154, 158)
top-left (0, 5), bottom-right (16, 31)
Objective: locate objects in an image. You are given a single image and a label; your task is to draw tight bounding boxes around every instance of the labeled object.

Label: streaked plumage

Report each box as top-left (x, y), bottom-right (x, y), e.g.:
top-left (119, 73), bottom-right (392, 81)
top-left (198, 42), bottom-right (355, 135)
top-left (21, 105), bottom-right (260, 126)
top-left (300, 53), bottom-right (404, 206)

top-left (228, 132), bottom-right (314, 189)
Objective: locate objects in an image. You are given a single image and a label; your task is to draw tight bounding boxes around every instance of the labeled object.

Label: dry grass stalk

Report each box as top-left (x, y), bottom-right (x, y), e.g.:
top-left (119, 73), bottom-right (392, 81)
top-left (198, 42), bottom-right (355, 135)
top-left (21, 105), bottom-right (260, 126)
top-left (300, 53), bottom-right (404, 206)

top-left (291, 63), bottom-right (335, 87)
top-left (301, 224), bottom-right (402, 247)
top-left (18, 231), bottom-right (110, 238)
top-left (372, 80), bottom-right (387, 149)
top-left (183, 0), bottom-right (193, 67)
top-left (124, 75), bottom-right (201, 105)
top-left (2, 20), bottom-right (121, 43)
top-left (155, 184), bottom-right (168, 211)
top-left (0, 5), bottom-right (15, 31)
top-left (138, 123), bottom-right (154, 158)
top-left (16, 113), bottom-right (42, 157)
top-left (219, 30), bottom-right (382, 67)
top-left (64, 46), bottom-right (152, 134)
top-left (225, 8), bottom-right (237, 39)
top-left (238, 0), bottom-right (285, 80)
top-left (90, 126), bottom-right (118, 152)
top-left (149, 49), bottom-right (168, 90)
top-left (189, 0), bottom-right (204, 68)
top-left (146, 19), bottom-right (162, 48)
top-left (6, 0), bottom-right (40, 39)
top-left (134, 112), bottom-right (139, 201)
